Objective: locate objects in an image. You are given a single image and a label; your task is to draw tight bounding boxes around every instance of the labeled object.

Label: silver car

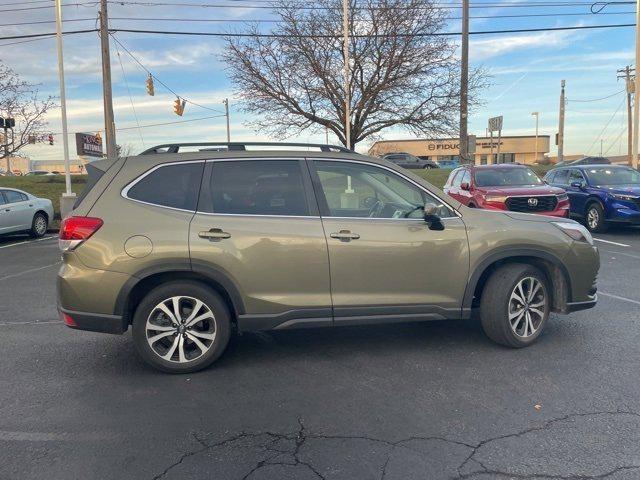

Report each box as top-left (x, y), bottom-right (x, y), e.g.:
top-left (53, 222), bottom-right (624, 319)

top-left (0, 188), bottom-right (54, 237)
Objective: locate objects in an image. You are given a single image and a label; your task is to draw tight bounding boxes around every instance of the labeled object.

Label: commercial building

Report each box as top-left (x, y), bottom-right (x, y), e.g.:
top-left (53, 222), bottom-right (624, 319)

top-left (368, 135), bottom-right (551, 165)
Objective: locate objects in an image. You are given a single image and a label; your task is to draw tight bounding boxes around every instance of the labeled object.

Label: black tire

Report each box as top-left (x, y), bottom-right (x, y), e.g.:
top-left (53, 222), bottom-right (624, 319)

top-left (584, 202), bottom-right (607, 233)
top-left (132, 281), bottom-right (231, 373)
top-left (29, 212), bottom-right (48, 238)
top-left (479, 263), bottom-right (550, 348)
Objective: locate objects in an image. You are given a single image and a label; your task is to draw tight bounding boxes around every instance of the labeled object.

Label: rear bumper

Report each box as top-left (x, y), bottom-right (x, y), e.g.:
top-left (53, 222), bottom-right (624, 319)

top-left (565, 294), bottom-right (597, 313)
top-left (58, 306), bottom-right (127, 334)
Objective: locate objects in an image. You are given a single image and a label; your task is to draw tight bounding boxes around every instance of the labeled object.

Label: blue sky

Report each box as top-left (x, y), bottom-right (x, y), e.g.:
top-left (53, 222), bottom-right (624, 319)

top-left (0, 0), bottom-right (636, 160)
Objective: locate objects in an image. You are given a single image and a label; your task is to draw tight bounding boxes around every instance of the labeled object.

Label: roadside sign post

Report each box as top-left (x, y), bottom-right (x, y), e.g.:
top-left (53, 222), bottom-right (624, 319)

top-left (488, 116), bottom-right (503, 164)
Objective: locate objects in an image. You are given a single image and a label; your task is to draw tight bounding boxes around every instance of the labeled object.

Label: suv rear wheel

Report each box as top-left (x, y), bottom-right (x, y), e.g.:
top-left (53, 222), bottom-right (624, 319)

top-left (132, 281), bottom-right (231, 373)
top-left (480, 264), bottom-right (550, 348)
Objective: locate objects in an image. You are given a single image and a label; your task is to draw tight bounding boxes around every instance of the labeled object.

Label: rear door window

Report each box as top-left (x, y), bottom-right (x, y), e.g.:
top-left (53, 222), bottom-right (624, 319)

top-left (126, 162), bottom-right (204, 211)
top-left (204, 160), bottom-right (310, 216)
top-left (4, 190), bottom-right (27, 203)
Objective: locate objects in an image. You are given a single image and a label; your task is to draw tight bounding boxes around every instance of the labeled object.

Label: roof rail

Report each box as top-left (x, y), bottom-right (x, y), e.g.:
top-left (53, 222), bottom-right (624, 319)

top-left (139, 142), bottom-right (354, 155)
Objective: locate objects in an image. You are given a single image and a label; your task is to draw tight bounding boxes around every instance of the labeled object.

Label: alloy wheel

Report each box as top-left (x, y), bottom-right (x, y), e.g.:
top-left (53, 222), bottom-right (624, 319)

top-left (587, 207), bottom-right (599, 230)
top-left (508, 277), bottom-right (546, 338)
top-left (35, 216), bottom-right (47, 235)
top-left (145, 296), bottom-right (217, 363)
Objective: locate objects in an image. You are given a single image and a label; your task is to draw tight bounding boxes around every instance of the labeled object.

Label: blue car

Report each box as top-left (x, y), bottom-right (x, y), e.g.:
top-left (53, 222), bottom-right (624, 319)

top-left (544, 164), bottom-right (640, 232)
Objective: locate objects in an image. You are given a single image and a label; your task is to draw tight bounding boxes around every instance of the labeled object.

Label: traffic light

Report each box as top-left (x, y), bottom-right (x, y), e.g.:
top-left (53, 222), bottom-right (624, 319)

top-left (173, 97), bottom-right (186, 116)
top-left (48, 134), bottom-right (54, 145)
top-left (146, 74), bottom-right (155, 96)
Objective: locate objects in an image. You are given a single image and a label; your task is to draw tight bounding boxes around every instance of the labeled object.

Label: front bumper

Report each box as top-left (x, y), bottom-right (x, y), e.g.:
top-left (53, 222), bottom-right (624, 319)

top-left (58, 306), bottom-right (127, 334)
top-left (607, 206), bottom-right (640, 224)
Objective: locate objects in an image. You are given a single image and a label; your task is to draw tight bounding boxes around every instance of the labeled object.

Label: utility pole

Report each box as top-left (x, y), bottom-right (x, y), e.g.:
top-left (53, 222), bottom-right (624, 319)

top-left (617, 66), bottom-right (635, 166)
top-left (223, 98), bottom-right (230, 142)
top-left (624, 65), bottom-right (635, 166)
top-left (634, 0), bottom-right (640, 169)
top-left (558, 80), bottom-right (566, 164)
top-left (99, 0), bottom-right (117, 159)
top-left (459, 0), bottom-right (469, 163)
top-left (532, 111), bottom-right (539, 163)
top-left (342, 0), bottom-right (351, 150)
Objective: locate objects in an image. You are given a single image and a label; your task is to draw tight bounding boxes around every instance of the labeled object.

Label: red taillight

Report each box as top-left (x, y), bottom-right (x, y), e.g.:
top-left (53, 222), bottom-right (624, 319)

top-left (61, 312), bottom-right (77, 327)
top-left (59, 216), bottom-right (103, 251)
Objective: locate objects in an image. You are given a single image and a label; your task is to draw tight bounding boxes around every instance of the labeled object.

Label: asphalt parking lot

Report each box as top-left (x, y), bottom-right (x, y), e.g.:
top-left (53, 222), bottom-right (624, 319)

top-left (1, 228), bottom-right (640, 480)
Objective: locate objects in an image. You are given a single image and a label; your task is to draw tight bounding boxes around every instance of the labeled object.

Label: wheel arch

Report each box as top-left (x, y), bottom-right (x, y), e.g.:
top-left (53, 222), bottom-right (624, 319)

top-left (115, 263), bottom-right (245, 326)
top-left (465, 249), bottom-right (572, 313)
top-left (33, 209), bottom-right (49, 221)
top-left (584, 195), bottom-right (604, 214)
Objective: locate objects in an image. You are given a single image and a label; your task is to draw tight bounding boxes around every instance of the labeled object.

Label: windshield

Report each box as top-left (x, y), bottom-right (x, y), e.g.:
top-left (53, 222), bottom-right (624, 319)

top-left (584, 167), bottom-right (640, 185)
top-left (474, 168), bottom-right (543, 187)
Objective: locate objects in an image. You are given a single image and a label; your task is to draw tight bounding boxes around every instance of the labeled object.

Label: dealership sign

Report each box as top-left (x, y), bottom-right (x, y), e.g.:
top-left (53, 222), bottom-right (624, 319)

top-left (75, 132), bottom-right (103, 157)
top-left (488, 116), bottom-right (503, 132)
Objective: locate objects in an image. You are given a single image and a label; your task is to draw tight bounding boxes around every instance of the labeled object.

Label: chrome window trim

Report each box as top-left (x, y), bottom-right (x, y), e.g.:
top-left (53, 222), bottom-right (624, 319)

top-left (193, 211), bottom-right (321, 219)
top-left (121, 160), bottom-right (206, 212)
top-left (310, 157), bottom-right (461, 219)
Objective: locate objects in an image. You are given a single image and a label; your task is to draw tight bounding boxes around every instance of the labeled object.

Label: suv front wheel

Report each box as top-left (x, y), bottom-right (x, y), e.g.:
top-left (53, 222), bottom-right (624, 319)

top-left (480, 264), bottom-right (550, 348)
top-left (132, 281), bottom-right (231, 373)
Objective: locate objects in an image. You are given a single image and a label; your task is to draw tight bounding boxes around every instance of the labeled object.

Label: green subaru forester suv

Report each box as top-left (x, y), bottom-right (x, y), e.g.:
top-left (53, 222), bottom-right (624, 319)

top-left (57, 143), bottom-right (599, 373)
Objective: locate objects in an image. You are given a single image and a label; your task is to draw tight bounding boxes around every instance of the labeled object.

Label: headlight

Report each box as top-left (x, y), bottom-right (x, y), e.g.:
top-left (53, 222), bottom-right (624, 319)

top-left (610, 193), bottom-right (639, 201)
top-left (552, 222), bottom-right (594, 245)
top-left (557, 193), bottom-right (568, 201)
top-left (485, 195), bottom-right (507, 203)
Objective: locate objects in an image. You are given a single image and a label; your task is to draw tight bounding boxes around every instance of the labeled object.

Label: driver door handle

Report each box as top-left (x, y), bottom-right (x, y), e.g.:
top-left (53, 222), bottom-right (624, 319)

top-left (198, 228), bottom-right (231, 241)
top-left (330, 230), bottom-right (360, 241)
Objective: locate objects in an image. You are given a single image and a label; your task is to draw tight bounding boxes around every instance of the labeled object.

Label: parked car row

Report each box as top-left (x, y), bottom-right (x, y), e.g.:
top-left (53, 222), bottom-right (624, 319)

top-left (442, 162), bottom-right (640, 233)
top-left (381, 152), bottom-right (461, 170)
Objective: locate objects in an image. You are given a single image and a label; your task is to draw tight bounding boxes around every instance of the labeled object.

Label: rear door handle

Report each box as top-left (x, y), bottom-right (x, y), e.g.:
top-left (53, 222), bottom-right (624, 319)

top-left (198, 228), bottom-right (231, 241)
top-left (330, 230), bottom-right (360, 241)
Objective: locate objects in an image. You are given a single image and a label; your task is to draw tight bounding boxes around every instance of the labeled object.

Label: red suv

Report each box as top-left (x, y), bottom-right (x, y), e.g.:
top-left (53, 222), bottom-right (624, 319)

top-left (444, 164), bottom-right (570, 217)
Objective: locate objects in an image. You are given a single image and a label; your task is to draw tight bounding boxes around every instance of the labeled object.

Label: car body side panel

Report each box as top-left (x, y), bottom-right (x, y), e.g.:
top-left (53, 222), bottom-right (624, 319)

top-left (321, 217), bottom-right (470, 314)
top-left (189, 214), bottom-right (332, 316)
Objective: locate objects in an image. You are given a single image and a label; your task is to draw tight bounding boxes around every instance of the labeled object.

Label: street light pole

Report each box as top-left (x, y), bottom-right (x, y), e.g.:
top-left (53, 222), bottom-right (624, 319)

top-left (54, 0), bottom-right (72, 197)
top-left (531, 111), bottom-right (539, 163)
top-left (223, 98), bottom-right (230, 142)
top-left (342, 0), bottom-right (351, 150)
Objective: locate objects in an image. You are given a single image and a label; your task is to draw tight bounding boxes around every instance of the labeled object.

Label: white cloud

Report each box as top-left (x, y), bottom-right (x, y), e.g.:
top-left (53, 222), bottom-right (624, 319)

top-left (470, 29), bottom-right (580, 61)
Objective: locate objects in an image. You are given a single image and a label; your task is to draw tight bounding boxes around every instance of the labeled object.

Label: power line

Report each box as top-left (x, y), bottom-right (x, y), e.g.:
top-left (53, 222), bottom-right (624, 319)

top-left (104, 0), bottom-right (636, 10)
top-left (109, 22), bottom-right (637, 37)
top-left (109, 33), bottom-right (226, 114)
top-left (49, 114), bottom-right (228, 136)
top-left (0, 1), bottom-right (97, 13)
top-left (1, 9), bottom-right (635, 28)
top-left (0, 21), bottom-right (636, 43)
top-left (567, 89), bottom-right (625, 102)
top-left (586, 95), bottom-right (626, 154)
top-left (113, 37), bottom-right (146, 148)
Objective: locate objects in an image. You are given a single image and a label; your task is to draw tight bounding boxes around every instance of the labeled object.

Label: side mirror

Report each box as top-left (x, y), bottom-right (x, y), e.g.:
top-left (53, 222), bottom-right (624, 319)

top-left (460, 182), bottom-right (470, 191)
top-left (423, 202), bottom-right (445, 231)
top-left (570, 181), bottom-right (584, 189)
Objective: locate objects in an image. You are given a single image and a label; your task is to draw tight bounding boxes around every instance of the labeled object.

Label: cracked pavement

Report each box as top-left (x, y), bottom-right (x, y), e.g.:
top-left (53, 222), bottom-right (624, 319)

top-left (1, 230), bottom-right (640, 479)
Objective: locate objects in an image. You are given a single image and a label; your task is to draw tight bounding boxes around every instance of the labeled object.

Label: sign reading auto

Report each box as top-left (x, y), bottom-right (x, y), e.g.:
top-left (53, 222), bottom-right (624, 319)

top-left (75, 132), bottom-right (103, 157)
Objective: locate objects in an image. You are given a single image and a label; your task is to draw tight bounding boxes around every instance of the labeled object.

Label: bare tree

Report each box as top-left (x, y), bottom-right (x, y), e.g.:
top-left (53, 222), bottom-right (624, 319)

top-left (0, 61), bottom-right (55, 163)
top-left (222, 0), bottom-right (486, 149)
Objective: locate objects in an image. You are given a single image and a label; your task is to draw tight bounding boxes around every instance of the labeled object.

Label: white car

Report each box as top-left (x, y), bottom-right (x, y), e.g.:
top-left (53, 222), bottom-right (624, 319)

top-left (0, 188), bottom-right (54, 237)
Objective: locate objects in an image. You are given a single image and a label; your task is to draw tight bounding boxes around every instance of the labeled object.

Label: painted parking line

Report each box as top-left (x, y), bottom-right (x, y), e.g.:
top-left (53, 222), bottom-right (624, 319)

top-left (0, 236), bottom-right (56, 250)
top-left (593, 238), bottom-right (631, 248)
top-left (0, 262), bottom-right (61, 282)
top-left (599, 291), bottom-right (640, 306)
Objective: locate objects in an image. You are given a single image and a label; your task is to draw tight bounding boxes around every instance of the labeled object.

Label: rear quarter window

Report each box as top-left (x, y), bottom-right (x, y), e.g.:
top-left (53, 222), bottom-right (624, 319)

top-left (126, 162), bottom-right (204, 211)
